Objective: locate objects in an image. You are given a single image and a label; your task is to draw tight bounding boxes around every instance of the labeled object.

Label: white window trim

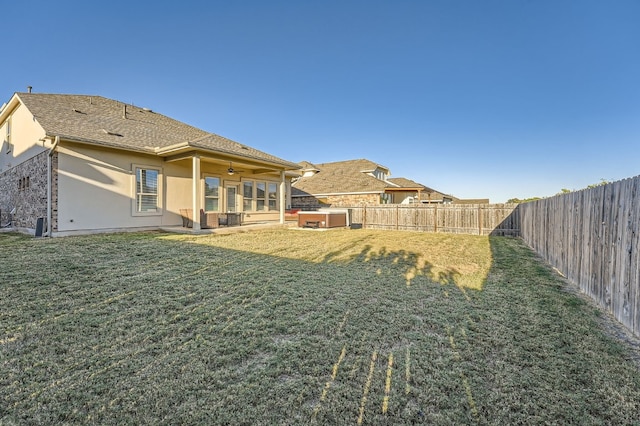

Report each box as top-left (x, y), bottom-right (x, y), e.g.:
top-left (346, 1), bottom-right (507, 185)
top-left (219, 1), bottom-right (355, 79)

top-left (242, 180), bottom-right (254, 212)
top-left (268, 182), bottom-right (278, 210)
top-left (241, 178), bottom-right (280, 212)
top-left (132, 164), bottom-right (163, 216)
top-left (202, 174), bottom-right (222, 212)
top-left (5, 116), bottom-right (12, 154)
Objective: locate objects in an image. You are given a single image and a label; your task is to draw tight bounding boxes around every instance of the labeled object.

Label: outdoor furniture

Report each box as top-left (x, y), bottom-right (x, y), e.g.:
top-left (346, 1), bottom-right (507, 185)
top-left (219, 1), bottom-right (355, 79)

top-left (179, 209), bottom-right (220, 229)
top-left (218, 212), bottom-right (242, 227)
top-left (179, 209), bottom-right (193, 228)
top-left (200, 211), bottom-right (219, 229)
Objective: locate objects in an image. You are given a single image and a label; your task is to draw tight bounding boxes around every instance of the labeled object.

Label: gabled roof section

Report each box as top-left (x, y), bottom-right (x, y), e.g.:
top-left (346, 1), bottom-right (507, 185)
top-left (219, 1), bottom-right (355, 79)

top-left (298, 161), bottom-right (319, 172)
top-left (14, 92), bottom-right (299, 169)
top-left (387, 177), bottom-right (426, 189)
top-left (348, 158), bottom-right (389, 174)
top-left (292, 158), bottom-right (392, 195)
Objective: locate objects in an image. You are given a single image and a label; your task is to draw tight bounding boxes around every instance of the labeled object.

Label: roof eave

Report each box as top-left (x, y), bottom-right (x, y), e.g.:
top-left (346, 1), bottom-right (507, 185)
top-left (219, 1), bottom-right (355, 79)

top-left (292, 190), bottom-right (384, 197)
top-left (385, 187), bottom-right (425, 192)
top-left (157, 142), bottom-right (300, 171)
top-left (187, 143), bottom-right (300, 170)
top-left (49, 133), bottom-right (157, 154)
top-left (0, 93), bottom-right (22, 122)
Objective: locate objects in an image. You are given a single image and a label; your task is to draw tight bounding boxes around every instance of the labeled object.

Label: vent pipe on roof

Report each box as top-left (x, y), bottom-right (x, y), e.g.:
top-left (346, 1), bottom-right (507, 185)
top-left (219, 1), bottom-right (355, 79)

top-left (123, 104), bottom-right (127, 119)
top-left (27, 86), bottom-right (32, 93)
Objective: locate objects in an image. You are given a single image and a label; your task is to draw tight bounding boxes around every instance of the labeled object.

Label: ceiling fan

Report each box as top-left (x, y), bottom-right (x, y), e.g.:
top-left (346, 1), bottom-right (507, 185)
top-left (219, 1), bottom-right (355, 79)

top-left (227, 161), bottom-right (245, 175)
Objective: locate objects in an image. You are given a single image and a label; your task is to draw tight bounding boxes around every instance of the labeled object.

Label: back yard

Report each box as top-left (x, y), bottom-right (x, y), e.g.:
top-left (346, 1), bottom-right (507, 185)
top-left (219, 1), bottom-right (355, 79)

top-left (2, 229), bottom-right (640, 424)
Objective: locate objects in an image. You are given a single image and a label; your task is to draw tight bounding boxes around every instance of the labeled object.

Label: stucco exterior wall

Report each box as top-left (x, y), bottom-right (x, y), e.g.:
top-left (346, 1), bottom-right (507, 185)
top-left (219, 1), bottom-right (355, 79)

top-left (392, 191), bottom-right (420, 204)
top-left (0, 102), bottom-right (47, 174)
top-left (55, 145), bottom-right (291, 234)
top-left (56, 144), bottom-right (185, 233)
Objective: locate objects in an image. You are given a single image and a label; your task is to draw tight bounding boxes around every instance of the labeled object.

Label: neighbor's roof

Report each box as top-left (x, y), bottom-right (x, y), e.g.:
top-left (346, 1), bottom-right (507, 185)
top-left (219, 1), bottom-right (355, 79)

top-left (387, 177), bottom-right (426, 189)
top-left (292, 158), bottom-right (392, 195)
top-left (13, 92), bottom-right (299, 169)
top-left (298, 161), bottom-right (319, 171)
top-left (388, 177), bottom-right (443, 194)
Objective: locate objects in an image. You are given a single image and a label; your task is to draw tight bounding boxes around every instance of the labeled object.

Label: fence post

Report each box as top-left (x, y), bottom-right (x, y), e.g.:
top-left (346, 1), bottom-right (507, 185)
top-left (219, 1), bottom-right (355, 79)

top-left (478, 205), bottom-right (483, 235)
top-left (434, 204), bottom-right (438, 233)
top-left (363, 205), bottom-right (367, 229)
top-left (396, 205), bottom-right (399, 231)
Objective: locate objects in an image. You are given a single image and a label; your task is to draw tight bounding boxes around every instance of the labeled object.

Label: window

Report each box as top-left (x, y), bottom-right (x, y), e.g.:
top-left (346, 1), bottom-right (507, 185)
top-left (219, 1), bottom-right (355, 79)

top-left (256, 182), bottom-right (266, 211)
top-left (18, 176), bottom-right (30, 191)
top-left (134, 166), bottom-right (160, 213)
top-left (5, 117), bottom-right (11, 153)
top-left (204, 176), bottom-right (220, 211)
top-left (243, 181), bottom-right (254, 211)
top-left (373, 169), bottom-right (387, 181)
top-left (268, 183), bottom-right (277, 210)
top-left (241, 179), bottom-right (279, 212)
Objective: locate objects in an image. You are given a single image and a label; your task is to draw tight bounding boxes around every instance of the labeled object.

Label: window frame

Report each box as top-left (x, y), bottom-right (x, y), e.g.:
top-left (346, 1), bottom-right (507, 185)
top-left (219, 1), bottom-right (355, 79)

top-left (268, 182), bottom-right (277, 210)
top-left (203, 175), bottom-right (221, 212)
top-left (243, 181), bottom-right (254, 212)
top-left (132, 164), bottom-right (163, 216)
top-left (256, 182), bottom-right (266, 211)
top-left (241, 178), bottom-right (279, 212)
top-left (5, 116), bottom-right (11, 154)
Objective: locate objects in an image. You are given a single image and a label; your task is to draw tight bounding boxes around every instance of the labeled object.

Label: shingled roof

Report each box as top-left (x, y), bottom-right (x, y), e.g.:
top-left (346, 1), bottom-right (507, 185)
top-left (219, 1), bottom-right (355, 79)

top-left (292, 158), bottom-right (392, 195)
top-left (387, 177), bottom-right (446, 193)
top-left (387, 177), bottom-right (426, 189)
top-left (14, 92), bottom-right (298, 169)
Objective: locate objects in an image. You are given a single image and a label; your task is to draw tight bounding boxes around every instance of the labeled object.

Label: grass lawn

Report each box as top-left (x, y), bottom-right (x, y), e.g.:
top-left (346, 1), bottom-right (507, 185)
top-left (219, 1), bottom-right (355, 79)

top-left (2, 228), bottom-right (640, 424)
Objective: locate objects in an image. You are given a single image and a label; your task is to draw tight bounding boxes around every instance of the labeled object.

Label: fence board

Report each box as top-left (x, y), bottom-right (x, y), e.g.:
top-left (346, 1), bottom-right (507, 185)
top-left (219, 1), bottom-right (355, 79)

top-left (345, 179), bottom-right (640, 338)
top-left (519, 175), bottom-right (640, 337)
top-left (347, 204), bottom-right (520, 236)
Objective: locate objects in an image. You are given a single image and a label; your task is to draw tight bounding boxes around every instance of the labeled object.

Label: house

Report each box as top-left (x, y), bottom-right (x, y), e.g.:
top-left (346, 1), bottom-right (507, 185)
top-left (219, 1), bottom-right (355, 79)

top-left (291, 159), bottom-right (488, 208)
top-left (385, 177), bottom-right (454, 204)
top-left (386, 177), bottom-right (488, 204)
top-left (0, 91), bottom-right (300, 236)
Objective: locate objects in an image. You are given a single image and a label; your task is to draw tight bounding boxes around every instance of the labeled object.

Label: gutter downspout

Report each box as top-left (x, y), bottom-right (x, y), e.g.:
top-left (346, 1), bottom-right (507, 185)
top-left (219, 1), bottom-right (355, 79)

top-left (46, 136), bottom-right (60, 237)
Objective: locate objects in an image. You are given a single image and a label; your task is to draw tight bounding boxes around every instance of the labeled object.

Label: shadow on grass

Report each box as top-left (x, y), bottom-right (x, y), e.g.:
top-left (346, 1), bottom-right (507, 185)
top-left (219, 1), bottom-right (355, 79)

top-left (2, 231), bottom-right (640, 425)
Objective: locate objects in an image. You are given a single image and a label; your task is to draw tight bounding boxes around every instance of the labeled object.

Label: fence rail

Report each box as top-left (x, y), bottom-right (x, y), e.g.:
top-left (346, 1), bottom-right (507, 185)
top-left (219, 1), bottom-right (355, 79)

top-left (348, 204), bottom-right (520, 236)
top-left (519, 176), bottom-right (640, 337)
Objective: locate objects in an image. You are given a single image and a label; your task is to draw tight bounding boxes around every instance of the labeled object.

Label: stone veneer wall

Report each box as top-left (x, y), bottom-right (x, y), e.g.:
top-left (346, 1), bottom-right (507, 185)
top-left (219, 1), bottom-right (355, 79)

top-left (292, 193), bottom-right (381, 209)
top-left (0, 151), bottom-right (56, 230)
top-left (327, 193), bottom-right (381, 207)
top-left (291, 196), bottom-right (325, 209)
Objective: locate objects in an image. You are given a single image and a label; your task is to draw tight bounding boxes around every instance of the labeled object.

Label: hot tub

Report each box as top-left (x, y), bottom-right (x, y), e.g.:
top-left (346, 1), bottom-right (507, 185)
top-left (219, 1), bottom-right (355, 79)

top-left (298, 210), bottom-right (349, 228)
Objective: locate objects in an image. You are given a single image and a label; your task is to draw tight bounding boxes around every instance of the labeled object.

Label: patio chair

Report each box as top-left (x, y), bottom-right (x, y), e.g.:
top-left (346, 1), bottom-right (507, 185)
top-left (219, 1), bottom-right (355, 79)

top-left (200, 210), bottom-right (219, 229)
top-left (179, 209), bottom-right (193, 228)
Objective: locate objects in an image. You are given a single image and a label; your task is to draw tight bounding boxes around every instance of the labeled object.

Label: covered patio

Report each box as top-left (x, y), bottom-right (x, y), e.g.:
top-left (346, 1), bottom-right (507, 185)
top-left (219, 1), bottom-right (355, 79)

top-left (156, 135), bottom-right (300, 232)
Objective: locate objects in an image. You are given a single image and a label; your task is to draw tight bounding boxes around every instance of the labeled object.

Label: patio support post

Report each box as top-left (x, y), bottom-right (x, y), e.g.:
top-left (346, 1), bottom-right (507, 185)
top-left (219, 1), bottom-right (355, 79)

top-left (279, 171), bottom-right (286, 224)
top-left (192, 155), bottom-right (201, 231)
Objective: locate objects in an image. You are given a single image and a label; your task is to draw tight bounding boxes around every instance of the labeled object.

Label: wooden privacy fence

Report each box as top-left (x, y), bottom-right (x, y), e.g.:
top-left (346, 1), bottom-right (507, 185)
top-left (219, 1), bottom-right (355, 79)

top-left (519, 176), bottom-right (640, 337)
top-left (348, 204), bottom-right (520, 236)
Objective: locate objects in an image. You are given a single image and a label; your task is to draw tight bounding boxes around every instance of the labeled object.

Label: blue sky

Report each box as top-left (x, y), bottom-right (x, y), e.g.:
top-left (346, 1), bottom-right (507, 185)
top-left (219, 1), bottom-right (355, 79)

top-left (3, 1), bottom-right (639, 202)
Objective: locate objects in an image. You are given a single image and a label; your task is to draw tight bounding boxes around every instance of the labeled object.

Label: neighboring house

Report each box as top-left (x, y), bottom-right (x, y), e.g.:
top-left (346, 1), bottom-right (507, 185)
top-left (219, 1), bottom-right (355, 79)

top-left (0, 91), bottom-right (300, 236)
top-left (292, 159), bottom-right (392, 208)
top-left (386, 177), bottom-right (489, 204)
top-left (385, 177), bottom-right (453, 204)
top-left (291, 159), bottom-right (488, 208)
